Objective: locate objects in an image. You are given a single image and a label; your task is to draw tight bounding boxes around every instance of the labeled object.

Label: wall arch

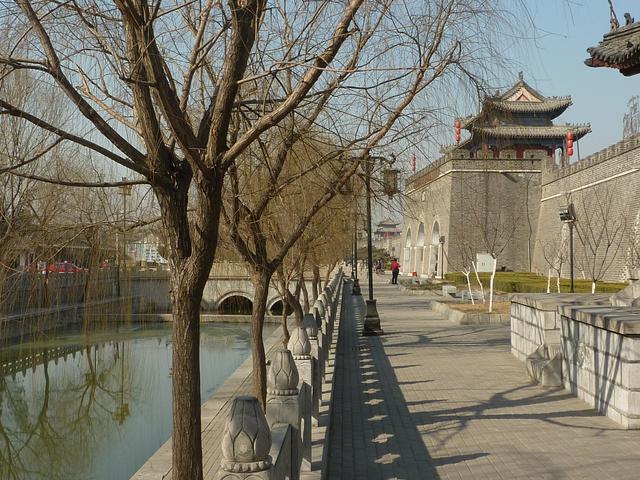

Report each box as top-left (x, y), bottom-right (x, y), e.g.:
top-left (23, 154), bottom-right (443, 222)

top-left (428, 221), bottom-right (442, 277)
top-left (403, 227), bottom-right (413, 273)
top-left (416, 223), bottom-right (426, 275)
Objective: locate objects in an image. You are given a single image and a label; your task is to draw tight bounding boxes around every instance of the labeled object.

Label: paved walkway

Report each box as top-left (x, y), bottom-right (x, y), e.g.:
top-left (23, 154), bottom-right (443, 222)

top-left (327, 278), bottom-right (640, 480)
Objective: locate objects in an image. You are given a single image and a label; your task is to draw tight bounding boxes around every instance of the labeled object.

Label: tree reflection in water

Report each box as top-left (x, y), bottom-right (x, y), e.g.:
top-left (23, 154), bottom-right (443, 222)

top-left (0, 337), bottom-right (136, 480)
top-left (0, 323), bottom-right (259, 480)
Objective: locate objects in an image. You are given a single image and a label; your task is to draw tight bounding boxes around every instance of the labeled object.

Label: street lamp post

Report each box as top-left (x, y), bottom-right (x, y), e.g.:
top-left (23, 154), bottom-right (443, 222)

top-left (362, 155), bottom-right (385, 336)
top-left (559, 204), bottom-right (576, 293)
top-left (352, 208), bottom-right (361, 294)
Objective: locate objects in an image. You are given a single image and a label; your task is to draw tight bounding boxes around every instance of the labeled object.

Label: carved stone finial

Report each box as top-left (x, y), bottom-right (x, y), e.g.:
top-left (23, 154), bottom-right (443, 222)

top-left (302, 313), bottom-right (318, 340)
top-left (287, 326), bottom-right (311, 359)
top-left (220, 396), bottom-right (272, 473)
top-left (267, 348), bottom-right (299, 395)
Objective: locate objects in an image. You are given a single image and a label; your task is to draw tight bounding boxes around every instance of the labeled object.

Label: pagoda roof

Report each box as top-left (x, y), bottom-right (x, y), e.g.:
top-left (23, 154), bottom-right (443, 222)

top-left (460, 74), bottom-right (574, 129)
top-left (470, 124), bottom-right (591, 140)
top-left (377, 217), bottom-right (399, 227)
top-left (585, 21), bottom-right (640, 76)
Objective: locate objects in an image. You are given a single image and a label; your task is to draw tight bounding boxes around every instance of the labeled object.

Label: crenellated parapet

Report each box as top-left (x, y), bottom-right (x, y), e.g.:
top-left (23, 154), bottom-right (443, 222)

top-left (543, 133), bottom-right (640, 185)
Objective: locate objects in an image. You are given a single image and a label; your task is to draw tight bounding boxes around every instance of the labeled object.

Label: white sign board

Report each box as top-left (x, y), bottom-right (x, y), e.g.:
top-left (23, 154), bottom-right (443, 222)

top-left (475, 253), bottom-right (494, 273)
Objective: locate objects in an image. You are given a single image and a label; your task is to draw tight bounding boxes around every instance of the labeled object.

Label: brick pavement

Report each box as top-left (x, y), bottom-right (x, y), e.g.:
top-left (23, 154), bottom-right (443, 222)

top-left (326, 279), bottom-right (640, 479)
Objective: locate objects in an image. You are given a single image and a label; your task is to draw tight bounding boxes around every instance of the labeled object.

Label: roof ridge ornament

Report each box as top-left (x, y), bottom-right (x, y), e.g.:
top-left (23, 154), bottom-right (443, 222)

top-left (518, 71), bottom-right (524, 82)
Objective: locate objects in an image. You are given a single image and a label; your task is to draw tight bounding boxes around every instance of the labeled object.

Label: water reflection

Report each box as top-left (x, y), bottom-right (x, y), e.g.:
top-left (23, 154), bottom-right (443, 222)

top-left (0, 321), bottom-right (273, 480)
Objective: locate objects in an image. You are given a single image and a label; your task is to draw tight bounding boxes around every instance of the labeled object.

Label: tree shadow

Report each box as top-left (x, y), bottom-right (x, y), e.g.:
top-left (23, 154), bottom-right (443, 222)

top-left (326, 282), bottom-right (450, 479)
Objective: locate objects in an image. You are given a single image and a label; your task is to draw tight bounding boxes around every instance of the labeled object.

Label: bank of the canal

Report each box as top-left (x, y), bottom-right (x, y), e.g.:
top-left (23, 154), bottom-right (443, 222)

top-left (0, 319), bottom-right (276, 480)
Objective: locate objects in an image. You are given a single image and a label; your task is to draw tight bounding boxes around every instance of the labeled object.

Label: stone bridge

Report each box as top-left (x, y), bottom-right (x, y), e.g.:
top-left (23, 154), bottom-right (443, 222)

top-left (128, 262), bottom-right (330, 314)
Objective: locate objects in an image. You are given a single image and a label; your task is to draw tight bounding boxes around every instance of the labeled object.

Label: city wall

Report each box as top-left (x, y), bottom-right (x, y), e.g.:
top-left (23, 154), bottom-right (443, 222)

top-left (403, 153), bottom-right (543, 276)
top-left (533, 135), bottom-right (640, 282)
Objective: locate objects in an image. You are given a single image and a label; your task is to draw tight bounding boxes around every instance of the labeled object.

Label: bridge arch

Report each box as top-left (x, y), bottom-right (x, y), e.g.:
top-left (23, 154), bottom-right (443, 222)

top-left (216, 291), bottom-right (253, 314)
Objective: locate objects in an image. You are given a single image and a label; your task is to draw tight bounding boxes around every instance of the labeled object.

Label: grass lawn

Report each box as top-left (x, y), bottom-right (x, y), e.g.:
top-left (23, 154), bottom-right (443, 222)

top-left (445, 272), bottom-right (627, 294)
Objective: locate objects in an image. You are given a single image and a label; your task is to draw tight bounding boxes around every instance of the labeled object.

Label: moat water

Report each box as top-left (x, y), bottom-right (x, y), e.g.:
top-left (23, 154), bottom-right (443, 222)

top-left (0, 320), bottom-right (276, 480)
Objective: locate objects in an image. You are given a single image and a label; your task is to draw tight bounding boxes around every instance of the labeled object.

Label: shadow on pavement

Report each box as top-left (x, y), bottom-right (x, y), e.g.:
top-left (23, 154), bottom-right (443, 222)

top-left (327, 281), bottom-right (483, 479)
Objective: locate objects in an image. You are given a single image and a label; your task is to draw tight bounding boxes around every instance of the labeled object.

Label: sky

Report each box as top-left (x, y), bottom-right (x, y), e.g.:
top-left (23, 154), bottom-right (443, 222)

top-left (520, 0), bottom-right (640, 157)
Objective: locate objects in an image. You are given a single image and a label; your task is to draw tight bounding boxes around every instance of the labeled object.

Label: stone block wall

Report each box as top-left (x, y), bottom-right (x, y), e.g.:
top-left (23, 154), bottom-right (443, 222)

top-left (510, 295), bottom-right (561, 362)
top-left (534, 139), bottom-right (640, 282)
top-left (447, 158), bottom-right (541, 272)
top-left (560, 305), bottom-right (640, 428)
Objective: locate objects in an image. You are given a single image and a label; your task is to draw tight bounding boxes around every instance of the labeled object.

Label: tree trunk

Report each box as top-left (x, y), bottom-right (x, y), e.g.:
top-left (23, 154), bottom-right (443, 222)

top-left (170, 265), bottom-right (206, 480)
top-left (464, 271), bottom-right (474, 305)
top-left (300, 271), bottom-right (310, 313)
top-left (251, 267), bottom-right (273, 408)
top-left (472, 261), bottom-right (485, 304)
top-left (311, 265), bottom-right (320, 303)
top-left (276, 269), bottom-right (291, 345)
top-left (592, 280), bottom-right (596, 294)
top-left (157, 174), bottom-right (222, 480)
top-left (286, 284), bottom-right (304, 326)
top-left (324, 259), bottom-right (338, 286)
top-left (489, 256), bottom-right (497, 313)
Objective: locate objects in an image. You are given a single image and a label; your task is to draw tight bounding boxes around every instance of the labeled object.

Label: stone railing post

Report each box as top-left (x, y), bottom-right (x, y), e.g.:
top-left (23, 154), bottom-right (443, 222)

top-left (287, 327), bottom-right (313, 471)
top-left (319, 292), bottom-right (332, 343)
top-left (217, 396), bottom-right (272, 480)
top-left (303, 313), bottom-right (321, 424)
top-left (314, 305), bottom-right (326, 379)
top-left (266, 348), bottom-right (301, 479)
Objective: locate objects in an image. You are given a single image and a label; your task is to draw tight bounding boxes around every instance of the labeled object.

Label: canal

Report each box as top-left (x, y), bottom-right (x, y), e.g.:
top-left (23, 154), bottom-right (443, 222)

top-left (0, 320), bottom-right (277, 480)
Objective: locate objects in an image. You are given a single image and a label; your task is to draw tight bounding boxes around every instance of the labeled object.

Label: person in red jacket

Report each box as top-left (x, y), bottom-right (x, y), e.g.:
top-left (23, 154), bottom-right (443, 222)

top-left (390, 258), bottom-right (400, 284)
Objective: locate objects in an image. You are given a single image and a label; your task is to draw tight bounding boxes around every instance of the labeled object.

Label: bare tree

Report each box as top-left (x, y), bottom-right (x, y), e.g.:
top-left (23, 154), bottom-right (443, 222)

top-left (539, 225), bottom-right (568, 293)
top-left (0, 0), bottom-right (533, 475)
top-left (573, 184), bottom-right (629, 293)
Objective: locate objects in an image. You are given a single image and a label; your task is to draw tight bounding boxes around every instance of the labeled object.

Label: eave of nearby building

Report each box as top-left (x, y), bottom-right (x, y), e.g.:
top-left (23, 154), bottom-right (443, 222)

top-left (470, 124), bottom-right (591, 140)
top-left (586, 21), bottom-right (640, 76)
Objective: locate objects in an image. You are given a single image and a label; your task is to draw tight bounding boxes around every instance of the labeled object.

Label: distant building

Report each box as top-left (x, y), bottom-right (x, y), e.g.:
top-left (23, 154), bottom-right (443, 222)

top-left (126, 235), bottom-right (168, 266)
top-left (373, 218), bottom-right (401, 256)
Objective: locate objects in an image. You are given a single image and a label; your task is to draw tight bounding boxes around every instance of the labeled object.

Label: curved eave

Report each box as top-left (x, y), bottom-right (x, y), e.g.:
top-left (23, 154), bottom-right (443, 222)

top-left (586, 22), bottom-right (640, 72)
top-left (471, 125), bottom-right (591, 140)
top-left (487, 98), bottom-right (572, 116)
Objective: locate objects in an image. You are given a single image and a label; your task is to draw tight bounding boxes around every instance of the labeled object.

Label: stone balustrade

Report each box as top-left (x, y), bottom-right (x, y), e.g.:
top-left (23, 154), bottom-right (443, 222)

top-left (216, 269), bottom-right (344, 479)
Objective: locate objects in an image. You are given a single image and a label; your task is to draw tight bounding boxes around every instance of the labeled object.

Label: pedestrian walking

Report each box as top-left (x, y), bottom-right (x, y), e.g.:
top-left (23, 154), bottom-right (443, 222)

top-left (391, 258), bottom-right (400, 285)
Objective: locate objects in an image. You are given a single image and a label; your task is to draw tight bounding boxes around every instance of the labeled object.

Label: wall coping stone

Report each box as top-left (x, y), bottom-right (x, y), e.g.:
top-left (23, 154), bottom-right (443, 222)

top-left (510, 293), bottom-right (610, 311)
top-left (559, 305), bottom-right (640, 335)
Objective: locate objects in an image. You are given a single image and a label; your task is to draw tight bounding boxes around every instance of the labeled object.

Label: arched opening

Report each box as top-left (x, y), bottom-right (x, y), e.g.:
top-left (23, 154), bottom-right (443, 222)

top-left (403, 228), bottom-right (412, 273)
top-left (416, 223), bottom-right (426, 275)
top-left (429, 221), bottom-right (441, 277)
top-left (218, 295), bottom-right (253, 314)
top-left (269, 300), bottom-right (294, 316)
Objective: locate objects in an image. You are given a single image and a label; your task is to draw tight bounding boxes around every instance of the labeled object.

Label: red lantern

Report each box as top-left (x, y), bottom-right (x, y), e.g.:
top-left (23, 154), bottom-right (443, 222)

top-left (566, 131), bottom-right (574, 142)
top-left (567, 139), bottom-right (573, 148)
top-left (567, 146), bottom-right (574, 156)
top-left (454, 119), bottom-right (461, 143)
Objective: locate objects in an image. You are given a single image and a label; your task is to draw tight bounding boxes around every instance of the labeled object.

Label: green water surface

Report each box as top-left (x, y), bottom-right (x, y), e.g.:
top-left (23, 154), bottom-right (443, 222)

top-left (0, 320), bottom-right (275, 480)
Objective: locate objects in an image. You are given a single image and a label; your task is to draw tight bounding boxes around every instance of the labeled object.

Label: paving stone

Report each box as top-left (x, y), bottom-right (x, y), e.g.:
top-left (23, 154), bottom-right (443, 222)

top-left (326, 278), bottom-right (640, 479)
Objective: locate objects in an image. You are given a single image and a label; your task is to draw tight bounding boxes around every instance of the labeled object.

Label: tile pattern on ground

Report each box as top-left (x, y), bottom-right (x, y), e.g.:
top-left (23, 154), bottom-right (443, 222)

top-left (327, 279), bottom-right (640, 480)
